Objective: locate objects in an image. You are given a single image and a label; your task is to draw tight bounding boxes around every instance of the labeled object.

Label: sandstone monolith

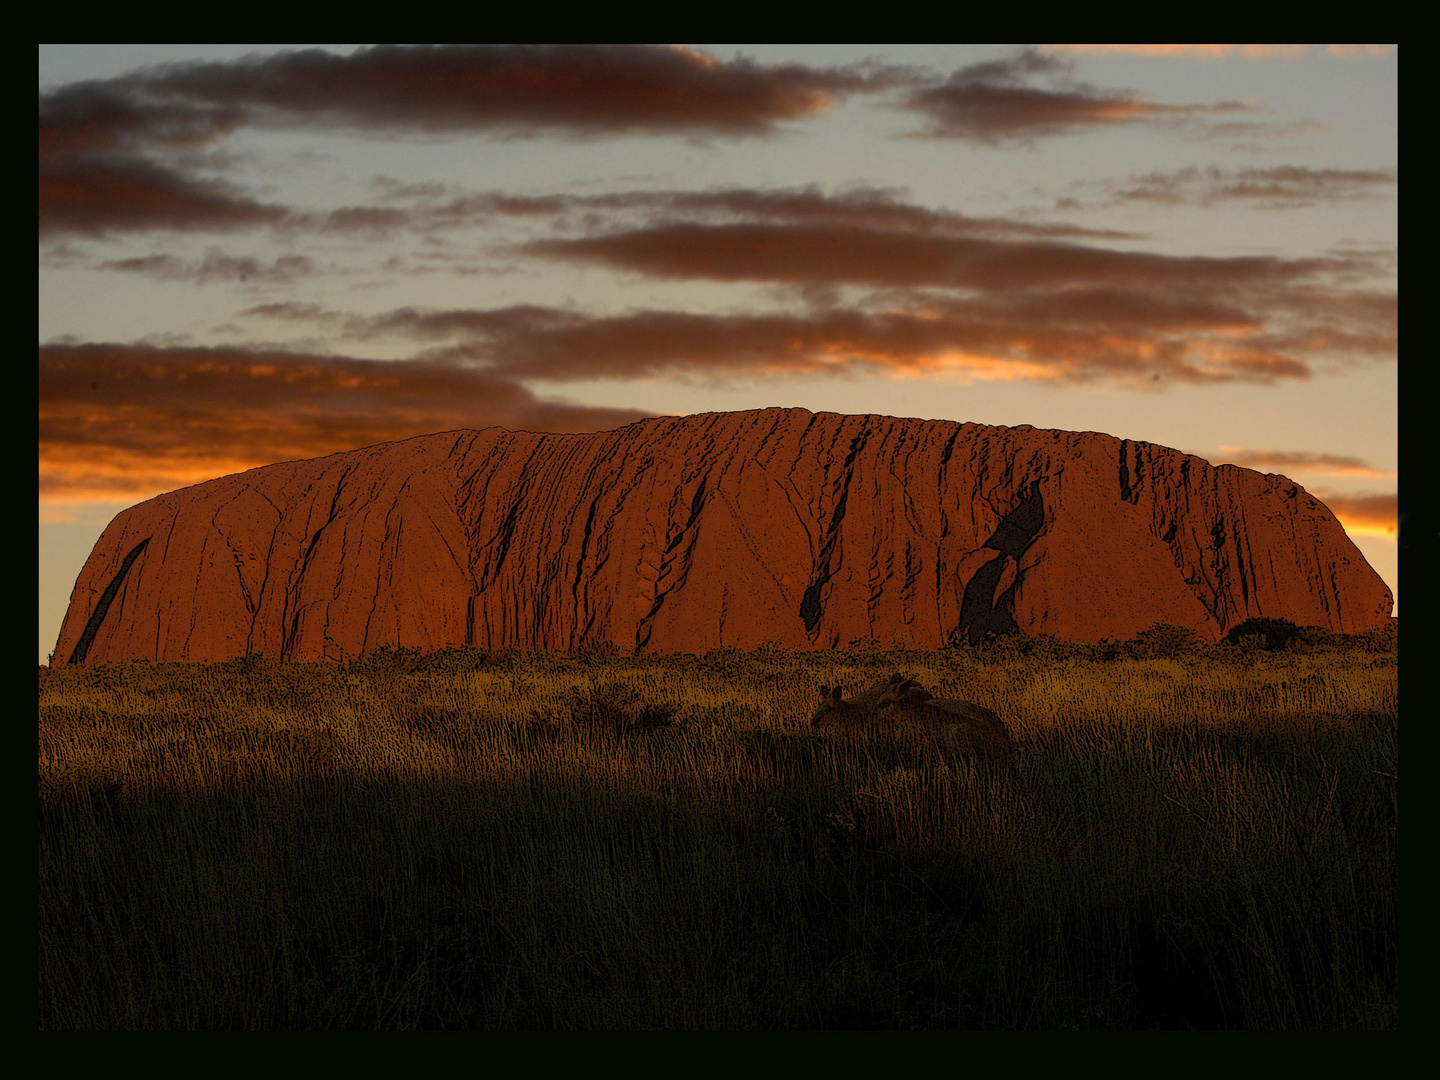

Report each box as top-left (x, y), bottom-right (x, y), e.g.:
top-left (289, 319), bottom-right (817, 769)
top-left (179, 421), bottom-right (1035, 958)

top-left (53, 409), bottom-right (1393, 663)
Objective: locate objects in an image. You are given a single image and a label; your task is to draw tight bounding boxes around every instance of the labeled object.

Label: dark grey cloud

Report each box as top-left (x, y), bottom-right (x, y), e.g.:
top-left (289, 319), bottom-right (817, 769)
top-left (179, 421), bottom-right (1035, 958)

top-left (98, 249), bottom-right (317, 284)
top-left (1070, 165), bottom-right (1397, 210)
top-left (900, 47), bottom-right (1249, 142)
top-left (38, 45), bottom-right (916, 238)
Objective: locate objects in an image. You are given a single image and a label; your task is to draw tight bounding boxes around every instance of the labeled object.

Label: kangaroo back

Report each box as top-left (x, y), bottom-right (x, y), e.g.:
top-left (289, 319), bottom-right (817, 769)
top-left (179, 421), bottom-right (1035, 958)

top-left (880, 693), bottom-right (1015, 766)
top-left (812, 673), bottom-right (921, 729)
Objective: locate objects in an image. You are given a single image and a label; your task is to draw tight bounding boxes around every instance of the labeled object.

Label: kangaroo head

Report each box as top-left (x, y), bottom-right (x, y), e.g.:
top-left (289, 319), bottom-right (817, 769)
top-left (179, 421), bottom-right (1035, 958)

top-left (875, 677), bottom-right (936, 718)
top-left (810, 685), bottom-right (847, 727)
top-left (880, 677), bottom-right (934, 706)
top-left (812, 674), bottom-right (916, 728)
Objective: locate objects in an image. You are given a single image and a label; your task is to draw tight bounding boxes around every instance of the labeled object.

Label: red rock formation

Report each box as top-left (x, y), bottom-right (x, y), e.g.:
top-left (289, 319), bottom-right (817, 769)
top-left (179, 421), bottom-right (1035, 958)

top-left (53, 409), bottom-right (1393, 663)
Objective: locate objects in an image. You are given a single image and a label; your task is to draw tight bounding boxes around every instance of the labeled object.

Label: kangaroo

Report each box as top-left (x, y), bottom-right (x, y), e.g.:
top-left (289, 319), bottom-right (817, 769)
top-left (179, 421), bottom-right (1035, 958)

top-left (877, 679), bottom-right (1015, 766)
top-left (810, 672), bottom-right (934, 730)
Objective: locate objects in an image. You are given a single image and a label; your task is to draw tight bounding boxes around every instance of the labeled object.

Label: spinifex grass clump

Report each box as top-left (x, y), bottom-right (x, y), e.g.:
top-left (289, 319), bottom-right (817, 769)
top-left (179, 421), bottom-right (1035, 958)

top-left (38, 631), bottom-right (1397, 1029)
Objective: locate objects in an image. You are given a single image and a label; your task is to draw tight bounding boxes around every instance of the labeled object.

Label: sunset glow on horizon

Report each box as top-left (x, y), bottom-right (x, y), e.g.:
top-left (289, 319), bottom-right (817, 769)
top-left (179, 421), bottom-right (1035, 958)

top-left (38, 44), bottom-right (1397, 661)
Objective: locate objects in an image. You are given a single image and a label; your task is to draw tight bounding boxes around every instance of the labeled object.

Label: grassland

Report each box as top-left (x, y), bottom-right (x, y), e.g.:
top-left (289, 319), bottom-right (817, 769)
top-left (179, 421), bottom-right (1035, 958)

top-left (38, 627), bottom-right (1398, 1029)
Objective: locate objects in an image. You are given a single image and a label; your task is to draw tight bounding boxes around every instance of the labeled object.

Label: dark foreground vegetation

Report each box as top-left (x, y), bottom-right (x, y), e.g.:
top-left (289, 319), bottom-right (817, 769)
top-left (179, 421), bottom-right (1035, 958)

top-left (38, 623), bottom-right (1397, 1029)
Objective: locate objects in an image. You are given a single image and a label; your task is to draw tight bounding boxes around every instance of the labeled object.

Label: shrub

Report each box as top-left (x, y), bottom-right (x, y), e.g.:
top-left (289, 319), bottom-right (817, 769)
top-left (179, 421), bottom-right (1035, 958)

top-left (1224, 618), bottom-right (1304, 651)
top-left (1127, 623), bottom-right (1201, 659)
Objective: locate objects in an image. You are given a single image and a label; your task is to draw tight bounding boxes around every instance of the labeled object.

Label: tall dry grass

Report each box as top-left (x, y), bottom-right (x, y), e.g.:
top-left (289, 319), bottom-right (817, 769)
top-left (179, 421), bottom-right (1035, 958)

top-left (38, 632), bottom-right (1397, 1029)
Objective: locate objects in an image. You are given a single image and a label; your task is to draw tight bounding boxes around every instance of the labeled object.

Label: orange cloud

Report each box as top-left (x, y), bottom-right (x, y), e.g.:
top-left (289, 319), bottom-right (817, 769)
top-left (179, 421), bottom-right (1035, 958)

top-left (499, 215), bottom-right (1391, 379)
top-left (1213, 447), bottom-right (1395, 479)
top-left (39, 343), bottom-right (653, 503)
top-left (1310, 490), bottom-right (1398, 537)
top-left (1325, 45), bottom-right (1394, 60)
top-left (220, 171), bottom-right (1391, 392)
top-left (327, 303), bottom-right (1314, 387)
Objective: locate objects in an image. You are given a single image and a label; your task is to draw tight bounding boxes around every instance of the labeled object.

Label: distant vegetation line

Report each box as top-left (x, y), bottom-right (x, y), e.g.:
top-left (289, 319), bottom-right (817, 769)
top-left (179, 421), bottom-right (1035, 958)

top-left (39, 626), bottom-right (1397, 1029)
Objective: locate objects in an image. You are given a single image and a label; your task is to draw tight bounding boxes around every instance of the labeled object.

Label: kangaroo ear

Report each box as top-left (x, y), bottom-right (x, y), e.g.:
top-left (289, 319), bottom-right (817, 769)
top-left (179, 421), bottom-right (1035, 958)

top-left (889, 672), bottom-right (903, 684)
top-left (831, 686), bottom-right (843, 703)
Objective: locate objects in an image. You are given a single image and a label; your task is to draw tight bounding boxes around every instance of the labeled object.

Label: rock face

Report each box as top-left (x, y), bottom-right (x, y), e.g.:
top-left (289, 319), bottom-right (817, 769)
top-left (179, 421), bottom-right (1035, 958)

top-left (54, 409), bottom-right (1393, 663)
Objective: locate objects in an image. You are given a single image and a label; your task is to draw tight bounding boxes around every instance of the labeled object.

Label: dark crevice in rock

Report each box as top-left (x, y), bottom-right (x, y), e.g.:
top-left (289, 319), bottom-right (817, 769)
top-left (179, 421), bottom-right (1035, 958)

top-left (573, 492), bottom-right (604, 606)
top-left (1203, 515), bottom-right (1233, 629)
top-left (955, 553), bottom-right (1018, 645)
top-left (940, 428), bottom-right (960, 467)
top-left (953, 482), bottom-right (1046, 646)
top-left (488, 494), bottom-right (526, 586)
top-left (800, 424), bottom-right (868, 635)
top-left (665, 476), bottom-right (708, 556)
top-left (982, 480), bottom-right (1045, 557)
top-left (68, 538), bottom-right (149, 665)
top-left (799, 579), bottom-right (827, 634)
top-left (689, 476), bottom-right (708, 523)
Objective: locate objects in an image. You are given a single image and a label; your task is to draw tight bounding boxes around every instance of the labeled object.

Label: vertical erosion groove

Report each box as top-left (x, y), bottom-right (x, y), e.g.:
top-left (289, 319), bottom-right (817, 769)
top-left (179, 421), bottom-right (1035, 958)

top-left (800, 425), bottom-right (867, 636)
top-left (68, 538), bottom-right (150, 665)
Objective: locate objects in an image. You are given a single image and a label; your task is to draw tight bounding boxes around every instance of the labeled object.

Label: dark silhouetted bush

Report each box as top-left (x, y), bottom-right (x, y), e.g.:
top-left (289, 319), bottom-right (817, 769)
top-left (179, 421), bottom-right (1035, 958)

top-left (1127, 623), bottom-right (1201, 659)
top-left (1224, 618), bottom-right (1305, 651)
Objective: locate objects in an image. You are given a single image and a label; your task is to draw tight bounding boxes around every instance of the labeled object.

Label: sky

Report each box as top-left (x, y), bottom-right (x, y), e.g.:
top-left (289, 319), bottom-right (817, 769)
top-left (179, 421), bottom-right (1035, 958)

top-left (38, 44), bottom-right (1398, 664)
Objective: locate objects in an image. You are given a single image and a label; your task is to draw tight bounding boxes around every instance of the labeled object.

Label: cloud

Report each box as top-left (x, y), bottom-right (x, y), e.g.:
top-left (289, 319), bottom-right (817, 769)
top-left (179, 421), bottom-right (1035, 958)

top-left (226, 169), bottom-right (1392, 391)
top-left (1071, 165), bottom-right (1397, 210)
top-left (44, 181), bottom-right (1146, 301)
top-left (468, 170), bottom-right (1391, 378)
top-left (1309, 490), bottom-right (1398, 537)
top-left (38, 154), bottom-right (287, 239)
top-left (39, 45), bottom-right (903, 150)
top-left (1212, 447), bottom-right (1395, 478)
top-left (365, 183), bottom-right (1138, 240)
top-left (103, 45), bottom-right (902, 138)
top-left (1325, 45), bottom-right (1395, 60)
top-left (237, 301), bottom-right (338, 322)
top-left (98, 249), bottom-right (317, 284)
top-left (240, 215), bottom-right (1393, 389)
top-left (55, 177), bottom-right (1143, 274)
top-left (1045, 44), bottom-right (1391, 61)
top-left (253, 183), bottom-right (1141, 244)
top-left (508, 217), bottom-right (1392, 374)
top-left (38, 343), bottom-right (653, 502)
top-left (38, 46), bottom-right (917, 239)
top-left (899, 48), bottom-right (1247, 142)
top-left (38, 502), bottom-right (137, 526)
top-left (314, 302), bottom-right (1311, 387)
top-left (522, 222), bottom-right (1343, 291)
